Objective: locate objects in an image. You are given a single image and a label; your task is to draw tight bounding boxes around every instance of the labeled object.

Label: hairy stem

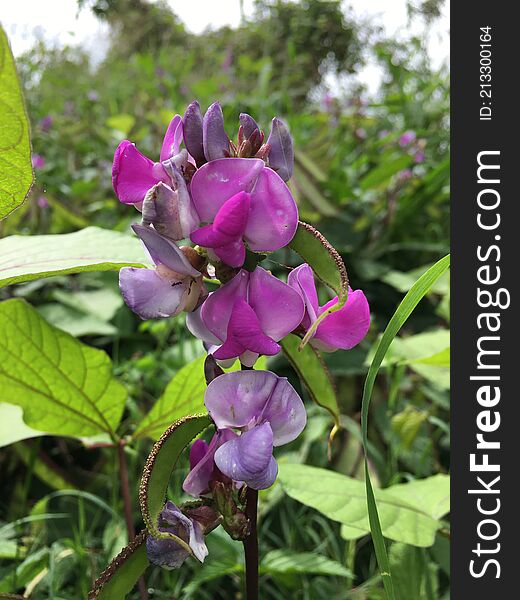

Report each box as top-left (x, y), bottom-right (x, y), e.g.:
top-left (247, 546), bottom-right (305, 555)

top-left (117, 440), bottom-right (148, 600)
top-left (243, 487), bottom-right (259, 600)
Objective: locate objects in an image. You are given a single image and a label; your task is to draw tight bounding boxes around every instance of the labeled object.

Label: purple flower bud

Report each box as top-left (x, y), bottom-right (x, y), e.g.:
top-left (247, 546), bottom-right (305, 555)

top-left (39, 116), bottom-right (53, 132)
top-left (202, 102), bottom-right (230, 161)
top-left (266, 117), bottom-right (294, 182)
top-left (414, 151), bottom-right (425, 164)
top-left (287, 264), bottom-right (371, 352)
top-left (183, 101), bottom-right (206, 167)
top-left (399, 130), bottom-right (416, 147)
top-left (239, 113), bottom-right (260, 139)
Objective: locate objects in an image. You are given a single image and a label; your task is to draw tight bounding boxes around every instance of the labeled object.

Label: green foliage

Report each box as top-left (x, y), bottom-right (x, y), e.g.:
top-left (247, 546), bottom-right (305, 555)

top-left (0, 27), bottom-right (33, 220)
top-left (0, 299), bottom-right (126, 439)
top-left (279, 465), bottom-right (449, 547)
top-left (0, 227), bottom-right (147, 287)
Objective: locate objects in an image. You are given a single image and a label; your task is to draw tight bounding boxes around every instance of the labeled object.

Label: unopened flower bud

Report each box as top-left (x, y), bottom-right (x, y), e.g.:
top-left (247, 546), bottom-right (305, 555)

top-left (266, 117), bottom-right (294, 182)
top-left (203, 102), bottom-right (230, 161)
top-left (183, 101), bottom-right (206, 167)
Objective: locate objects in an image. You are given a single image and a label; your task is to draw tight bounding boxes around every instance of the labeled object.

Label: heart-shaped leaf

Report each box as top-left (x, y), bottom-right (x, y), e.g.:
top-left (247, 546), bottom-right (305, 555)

top-left (0, 227), bottom-right (148, 288)
top-left (0, 299), bottom-right (126, 439)
top-left (0, 27), bottom-right (33, 220)
top-left (88, 530), bottom-right (148, 600)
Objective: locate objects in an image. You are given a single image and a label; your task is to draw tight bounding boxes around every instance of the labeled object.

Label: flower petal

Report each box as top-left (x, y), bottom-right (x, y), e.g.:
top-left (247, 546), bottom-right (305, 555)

top-left (141, 182), bottom-right (185, 240)
top-left (246, 456), bottom-right (278, 490)
top-left (244, 167), bottom-right (298, 251)
top-left (204, 369), bottom-right (279, 429)
top-left (248, 267), bottom-right (305, 341)
top-left (259, 376), bottom-right (307, 446)
top-left (112, 140), bottom-right (166, 204)
top-left (186, 306), bottom-right (222, 345)
top-left (213, 298), bottom-right (280, 360)
top-left (239, 113), bottom-right (260, 138)
top-left (214, 240), bottom-right (246, 268)
top-left (183, 100), bottom-right (206, 166)
top-left (132, 224), bottom-right (200, 277)
top-left (287, 263), bottom-right (319, 329)
top-left (189, 439), bottom-right (209, 470)
top-left (203, 101), bottom-right (229, 161)
top-left (160, 114), bottom-right (183, 162)
top-left (200, 270), bottom-right (249, 341)
top-left (167, 166), bottom-right (200, 237)
top-left (119, 267), bottom-right (188, 319)
top-left (191, 191), bottom-right (250, 246)
top-left (214, 423), bottom-right (276, 489)
top-left (190, 158), bottom-right (264, 223)
top-left (313, 290), bottom-right (371, 351)
top-left (266, 117), bottom-right (294, 182)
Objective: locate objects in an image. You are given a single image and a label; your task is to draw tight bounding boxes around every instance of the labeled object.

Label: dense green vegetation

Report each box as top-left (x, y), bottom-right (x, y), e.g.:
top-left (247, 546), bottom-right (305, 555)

top-left (0, 1), bottom-right (449, 598)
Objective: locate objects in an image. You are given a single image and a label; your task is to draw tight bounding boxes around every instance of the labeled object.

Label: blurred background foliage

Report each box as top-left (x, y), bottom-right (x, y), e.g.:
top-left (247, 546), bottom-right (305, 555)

top-left (0, 0), bottom-right (449, 598)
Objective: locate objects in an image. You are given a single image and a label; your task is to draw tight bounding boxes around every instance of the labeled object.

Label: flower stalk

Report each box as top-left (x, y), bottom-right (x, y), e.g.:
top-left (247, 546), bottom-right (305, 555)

top-left (243, 487), bottom-right (259, 600)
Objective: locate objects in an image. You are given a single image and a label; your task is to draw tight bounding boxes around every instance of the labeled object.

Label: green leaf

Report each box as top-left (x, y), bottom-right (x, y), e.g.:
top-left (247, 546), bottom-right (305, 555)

top-left (0, 403), bottom-right (44, 448)
top-left (88, 531), bottom-right (149, 600)
top-left (260, 549), bottom-right (353, 578)
top-left (139, 414), bottom-right (211, 549)
top-left (359, 155), bottom-right (412, 191)
top-left (389, 544), bottom-right (425, 600)
top-left (37, 304), bottom-right (117, 337)
top-left (0, 227), bottom-right (148, 288)
top-left (0, 299), bottom-right (126, 439)
top-left (133, 357), bottom-right (265, 441)
top-left (0, 27), bottom-right (33, 220)
top-left (391, 407), bottom-right (428, 450)
top-left (279, 464), bottom-right (449, 547)
top-left (289, 222), bottom-right (348, 303)
top-left (360, 255), bottom-right (450, 598)
top-left (106, 114), bottom-right (136, 137)
top-left (280, 334), bottom-right (339, 424)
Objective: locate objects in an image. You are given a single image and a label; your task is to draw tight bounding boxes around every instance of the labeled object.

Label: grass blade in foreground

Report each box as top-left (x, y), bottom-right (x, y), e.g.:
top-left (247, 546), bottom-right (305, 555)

top-left (361, 254), bottom-right (450, 600)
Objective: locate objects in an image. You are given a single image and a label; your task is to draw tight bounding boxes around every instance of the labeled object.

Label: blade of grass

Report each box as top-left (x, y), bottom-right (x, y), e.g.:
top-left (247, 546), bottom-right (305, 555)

top-left (361, 254), bottom-right (450, 599)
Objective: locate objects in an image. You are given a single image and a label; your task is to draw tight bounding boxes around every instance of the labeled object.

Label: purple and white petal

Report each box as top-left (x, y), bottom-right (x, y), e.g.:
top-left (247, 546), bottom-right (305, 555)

top-left (186, 306), bottom-right (222, 346)
top-left (313, 290), bottom-right (371, 351)
top-left (244, 167), bottom-right (298, 251)
top-left (132, 224), bottom-right (200, 277)
top-left (190, 158), bottom-right (264, 223)
top-left (119, 267), bottom-right (188, 319)
top-left (112, 140), bottom-right (167, 205)
top-left (259, 377), bottom-right (307, 446)
top-left (204, 370), bottom-right (279, 430)
top-left (202, 102), bottom-right (230, 161)
top-left (167, 166), bottom-right (201, 238)
top-left (160, 114), bottom-right (183, 162)
top-left (214, 423), bottom-right (275, 489)
top-left (248, 267), bottom-right (305, 341)
top-left (287, 263), bottom-right (319, 330)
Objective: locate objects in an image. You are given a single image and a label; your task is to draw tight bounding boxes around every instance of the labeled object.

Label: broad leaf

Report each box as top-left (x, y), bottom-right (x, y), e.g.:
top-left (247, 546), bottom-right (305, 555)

top-left (289, 221), bottom-right (348, 303)
top-left (279, 464), bottom-right (449, 547)
top-left (0, 27), bottom-right (33, 220)
top-left (280, 334), bottom-right (339, 425)
top-left (0, 299), bottom-right (126, 438)
top-left (88, 531), bottom-right (149, 600)
top-left (139, 414), bottom-right (211, 545)
top-left (0, 227), bottom-right (148, 288)
top-left (260, 549), bottom-right (353, 578)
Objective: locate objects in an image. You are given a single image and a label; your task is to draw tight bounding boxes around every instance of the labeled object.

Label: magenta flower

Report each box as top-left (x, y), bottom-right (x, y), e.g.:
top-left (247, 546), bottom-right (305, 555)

top-left (183, 429), bottom-right (235, 497)
top-left (399, 130), bottom-right (416, 147)
top-left (39, 116), bottom-right (53, 132)
top-left (288, 264), bottom-right (370, 352)
top-left (189, 158), bottom-right (298, 267)
top-left (187, 267), bottom-right (304, 367)
top-left (204, 370), bottom-right (306, 490)
top-left (414, 151), bottom-right (425, 164)
top-left (32, 154), bottom-right (45, 170)
top-left (119, 224), bottom-right (204, 320)
top-left (146, 501), bottom-right (208, 568)
top-left (112, 115), bottom-right (184, 206)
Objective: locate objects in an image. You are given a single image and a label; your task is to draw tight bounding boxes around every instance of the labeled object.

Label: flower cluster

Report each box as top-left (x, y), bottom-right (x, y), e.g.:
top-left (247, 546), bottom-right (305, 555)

top-left (113, 101), bottom-right (371, 568)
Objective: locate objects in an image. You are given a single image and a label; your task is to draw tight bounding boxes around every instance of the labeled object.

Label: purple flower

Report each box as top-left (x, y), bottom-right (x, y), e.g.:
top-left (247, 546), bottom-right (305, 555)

top-left (204, 370), bottom-right (306, 490)
top-left (183, 429), bottom-right (235, 497)
top-left (266, 117), bottom-right (294, 182)
top-left (187, 267), bottom-right (304, 367)
top-left (37, 195), bottom-right (49, 209)
top-left (189, 157), bottom-right (298, 266)
top-left (32, 154), bottom-right (45, 170)
top-left (414, 151), bottom-right (425, 164)
top-left (112, 115), bottom-right (185, 206)
top-left (288, 264), bottom-right (370, 352)
top-left (399, 130), bottom-right (416, 147)
top-left (39, 116), bottom-right (53, 132)
top-left (146, 501), bottom-right (208, 568)
top-left (119, 224), bottom-right (205, 320)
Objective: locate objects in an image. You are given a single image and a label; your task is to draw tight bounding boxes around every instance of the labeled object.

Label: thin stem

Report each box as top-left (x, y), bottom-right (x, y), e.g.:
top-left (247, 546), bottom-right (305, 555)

top-left (117, 440), bottom-right (148, 600)
top-left (243, 488), bottom-right (259, 600)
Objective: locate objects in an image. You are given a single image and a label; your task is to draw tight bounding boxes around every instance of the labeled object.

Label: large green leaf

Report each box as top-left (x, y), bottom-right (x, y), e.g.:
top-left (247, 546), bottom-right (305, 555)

top-left (360, 254), bottom-right (451, 598)
top-left (0, 227), bottom-right (148, 288)
top-left (88, 531), bottom-right (149, 600)
top-left (280, 334), bottom-right (339, 424)
top-left (279, 464), bottom-right (449, 547)
top-left (289, 221), bottom-right (348, 303)
top-left (0, 299), bottom-right (126, 439)
top-left (0, 27), bottom-right (33, 220)
top-left (139, 414), bottom-right (211, 549)
top-left (260, 549), bottom-right (353, 578)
